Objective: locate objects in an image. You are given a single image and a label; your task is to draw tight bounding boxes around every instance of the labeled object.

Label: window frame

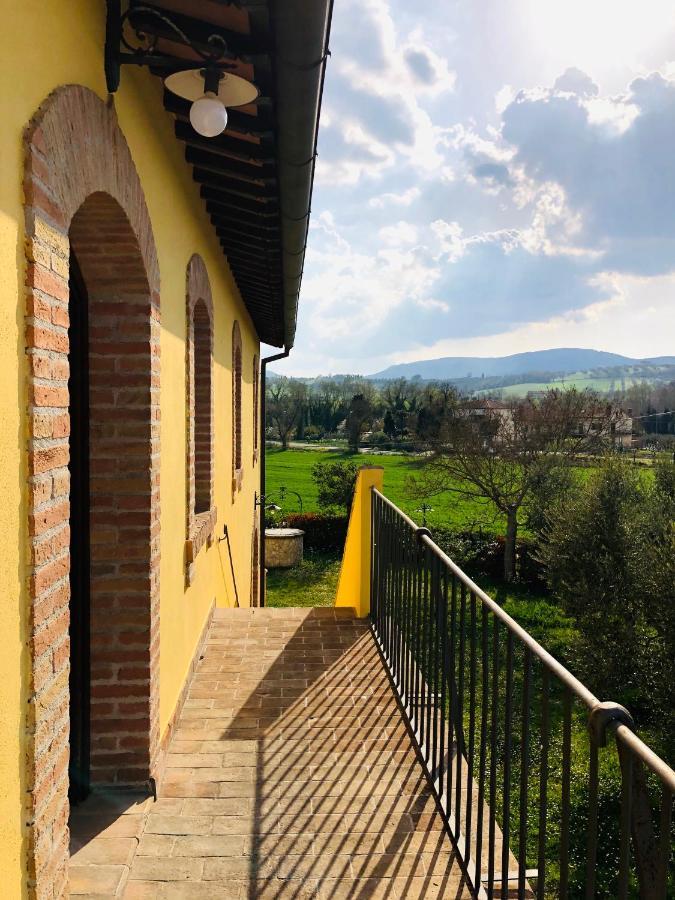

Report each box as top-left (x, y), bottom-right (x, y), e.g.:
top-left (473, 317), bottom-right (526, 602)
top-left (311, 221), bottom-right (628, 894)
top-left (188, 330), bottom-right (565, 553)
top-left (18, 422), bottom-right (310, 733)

top-left (232, 320), bottom-right (243, 494)
top-left (185, 255), bottom-right (217, 581)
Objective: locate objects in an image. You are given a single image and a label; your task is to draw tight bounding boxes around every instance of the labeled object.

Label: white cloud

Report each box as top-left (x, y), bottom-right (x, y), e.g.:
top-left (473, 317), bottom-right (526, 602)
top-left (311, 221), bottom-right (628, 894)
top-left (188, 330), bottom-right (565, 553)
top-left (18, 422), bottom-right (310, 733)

top-left (384, 271), bottom-right (675, 366)
top-left (368, 186), bottom-right (421, 208)
top-left (279, 2), bottom-right (675, 376)
top-left (378, 221), bottom-right (418, 246)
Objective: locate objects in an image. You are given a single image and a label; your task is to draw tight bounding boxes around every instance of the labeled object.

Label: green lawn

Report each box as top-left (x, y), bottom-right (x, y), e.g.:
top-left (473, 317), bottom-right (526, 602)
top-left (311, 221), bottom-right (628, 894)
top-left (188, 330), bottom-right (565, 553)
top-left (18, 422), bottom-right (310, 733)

top-left (265, 551), bottom-right (340, 607)
top-left (265, 447), bottom-right (503, 531)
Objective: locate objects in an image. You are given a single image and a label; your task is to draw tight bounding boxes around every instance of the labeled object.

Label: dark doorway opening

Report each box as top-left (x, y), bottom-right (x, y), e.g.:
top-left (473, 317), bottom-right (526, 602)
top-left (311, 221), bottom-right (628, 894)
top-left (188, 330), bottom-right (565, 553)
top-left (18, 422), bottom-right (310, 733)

top-left (68, 252), bottom-right (91, 804)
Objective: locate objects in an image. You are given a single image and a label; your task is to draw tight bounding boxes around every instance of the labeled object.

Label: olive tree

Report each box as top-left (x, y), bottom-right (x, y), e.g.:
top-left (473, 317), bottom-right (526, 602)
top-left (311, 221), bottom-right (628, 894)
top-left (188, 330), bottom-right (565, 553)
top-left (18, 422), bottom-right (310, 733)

top-left (414, 389), bottom-right (618, 581)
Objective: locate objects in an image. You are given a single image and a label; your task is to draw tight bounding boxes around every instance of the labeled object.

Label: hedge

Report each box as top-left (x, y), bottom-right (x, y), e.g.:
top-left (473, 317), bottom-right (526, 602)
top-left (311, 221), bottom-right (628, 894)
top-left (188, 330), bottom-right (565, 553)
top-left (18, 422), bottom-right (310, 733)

top-left (282, 513), bottom-right (349, 553)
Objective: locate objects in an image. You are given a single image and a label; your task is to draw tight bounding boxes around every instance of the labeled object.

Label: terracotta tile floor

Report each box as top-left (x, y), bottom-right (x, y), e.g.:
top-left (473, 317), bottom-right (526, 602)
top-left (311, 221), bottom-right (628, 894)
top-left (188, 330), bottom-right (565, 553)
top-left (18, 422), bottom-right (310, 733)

top-left (69, 607), bottom-right (473, 898)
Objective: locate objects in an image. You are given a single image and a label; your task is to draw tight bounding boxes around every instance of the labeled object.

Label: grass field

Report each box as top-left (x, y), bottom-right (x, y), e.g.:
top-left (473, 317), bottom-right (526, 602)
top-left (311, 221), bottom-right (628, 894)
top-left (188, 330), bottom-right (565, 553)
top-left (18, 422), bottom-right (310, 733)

top-left (265, 551), bottom-right (340, 608)
top-left (266, 447), bottom-right (504, 531)
top-left (476, 366), bottom-right (675, 397)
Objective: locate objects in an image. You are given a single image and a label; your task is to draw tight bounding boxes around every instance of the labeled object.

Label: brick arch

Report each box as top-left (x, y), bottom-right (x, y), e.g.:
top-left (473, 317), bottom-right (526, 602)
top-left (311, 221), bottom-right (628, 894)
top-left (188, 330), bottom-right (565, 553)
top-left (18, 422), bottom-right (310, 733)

top-left (24, 85), bottom-right (160, 899)
top-left (185, 255), bottom-right (216, 585)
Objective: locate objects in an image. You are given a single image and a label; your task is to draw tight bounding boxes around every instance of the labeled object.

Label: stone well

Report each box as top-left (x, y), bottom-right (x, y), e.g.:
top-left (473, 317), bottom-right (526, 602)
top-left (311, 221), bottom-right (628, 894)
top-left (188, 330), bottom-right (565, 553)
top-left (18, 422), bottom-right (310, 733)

top-left (265, 528), bottom-right (305, 568)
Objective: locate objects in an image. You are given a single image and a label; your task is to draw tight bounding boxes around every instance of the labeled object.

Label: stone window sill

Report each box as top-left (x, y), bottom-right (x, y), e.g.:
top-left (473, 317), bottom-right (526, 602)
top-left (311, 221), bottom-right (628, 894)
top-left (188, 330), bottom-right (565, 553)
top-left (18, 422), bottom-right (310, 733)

top-left (232, 468), bottom-right (243, 497)
top-left (185, 506), bottom-right (218, 565)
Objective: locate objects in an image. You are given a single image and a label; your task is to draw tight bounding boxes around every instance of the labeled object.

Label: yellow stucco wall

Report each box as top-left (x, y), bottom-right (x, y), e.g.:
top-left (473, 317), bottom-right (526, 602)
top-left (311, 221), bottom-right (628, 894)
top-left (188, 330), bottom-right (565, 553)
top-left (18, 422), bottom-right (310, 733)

top-left (335, 467), bottom-right (384, 617)
top-left (0, 2), bottom-right (262, 892)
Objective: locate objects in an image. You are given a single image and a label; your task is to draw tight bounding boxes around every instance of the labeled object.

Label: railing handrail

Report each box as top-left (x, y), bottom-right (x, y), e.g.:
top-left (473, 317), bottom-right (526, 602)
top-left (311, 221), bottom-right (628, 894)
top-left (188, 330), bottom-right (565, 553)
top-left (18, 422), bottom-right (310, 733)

top-left (372, 486), bottom-right (675, 796)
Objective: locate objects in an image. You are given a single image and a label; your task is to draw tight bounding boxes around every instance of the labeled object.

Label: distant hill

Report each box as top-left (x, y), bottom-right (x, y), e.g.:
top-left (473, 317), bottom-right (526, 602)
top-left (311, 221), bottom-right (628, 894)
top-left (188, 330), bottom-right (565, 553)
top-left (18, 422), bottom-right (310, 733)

top-left (370, 349), bottom-right (673, 380)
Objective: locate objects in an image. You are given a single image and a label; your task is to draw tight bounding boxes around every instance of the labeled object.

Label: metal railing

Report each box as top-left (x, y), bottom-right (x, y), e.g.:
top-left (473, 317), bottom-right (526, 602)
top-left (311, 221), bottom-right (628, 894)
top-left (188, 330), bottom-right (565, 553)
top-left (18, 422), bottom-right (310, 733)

top-left (370, 489), bottom-right (674, 899)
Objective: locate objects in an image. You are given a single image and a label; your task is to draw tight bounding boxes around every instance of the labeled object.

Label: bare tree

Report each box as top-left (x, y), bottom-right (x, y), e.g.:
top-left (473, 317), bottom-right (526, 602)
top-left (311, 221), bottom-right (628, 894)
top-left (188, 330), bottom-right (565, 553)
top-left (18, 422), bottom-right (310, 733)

top-left (266, 378), bottom-right (307, 450)
top-left (414, 389), bottom-right (619, 581)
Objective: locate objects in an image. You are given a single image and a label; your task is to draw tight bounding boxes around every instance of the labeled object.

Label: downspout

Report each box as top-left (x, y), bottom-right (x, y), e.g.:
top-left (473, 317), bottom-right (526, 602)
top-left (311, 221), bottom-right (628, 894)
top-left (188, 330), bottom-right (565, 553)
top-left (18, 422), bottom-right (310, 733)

top-left (258, 347), bottom-right (290, 606)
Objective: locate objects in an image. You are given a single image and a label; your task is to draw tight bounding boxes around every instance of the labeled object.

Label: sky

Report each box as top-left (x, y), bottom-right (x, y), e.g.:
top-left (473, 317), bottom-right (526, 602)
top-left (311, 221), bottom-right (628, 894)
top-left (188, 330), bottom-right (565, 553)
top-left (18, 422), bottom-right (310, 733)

top-left (269, 0), bottom-right (675, 376)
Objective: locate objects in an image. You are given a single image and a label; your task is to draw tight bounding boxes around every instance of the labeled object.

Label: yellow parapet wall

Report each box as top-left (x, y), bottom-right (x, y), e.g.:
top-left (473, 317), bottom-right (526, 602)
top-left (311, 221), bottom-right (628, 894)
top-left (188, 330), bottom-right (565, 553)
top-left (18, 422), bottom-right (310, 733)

top-left (335, 466), bottom-right (384, 617)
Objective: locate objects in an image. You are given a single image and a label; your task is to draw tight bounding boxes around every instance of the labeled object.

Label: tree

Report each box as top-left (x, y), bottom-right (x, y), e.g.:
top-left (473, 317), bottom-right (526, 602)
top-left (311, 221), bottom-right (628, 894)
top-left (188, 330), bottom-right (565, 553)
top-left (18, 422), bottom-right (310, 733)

top-left (537, 458), bottom-right (675, 722)
top-left (415, 382), bottom-right (458, 443)
top-left (380, 378), bottom-right (421, 438)
top-left (346, 393), bottom-right (373, 452)
top-left (311, 459), bottom-right (359, 514)
top-left (383, 409), bottom-right (397, 439)
top-left (266, 378), bottom-right (306, 450)
top-left (413, 389), bottom-right (618, 581)
top-left (307, 379), bottom-right (349, 436)
top-left (536, 457), bottom-right (675, 897)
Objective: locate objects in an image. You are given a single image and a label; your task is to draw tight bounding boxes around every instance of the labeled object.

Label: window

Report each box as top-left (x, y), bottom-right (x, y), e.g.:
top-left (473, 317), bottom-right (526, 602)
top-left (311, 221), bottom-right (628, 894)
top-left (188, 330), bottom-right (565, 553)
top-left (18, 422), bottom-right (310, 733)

top-left (185, 255), bottom-right (216, 579)
top-left (252, 353), bottom-right (259, 464)
top-left (193, 299), bottom-right (211, 514)
top-left (232, 321), bottom-right (243, 492)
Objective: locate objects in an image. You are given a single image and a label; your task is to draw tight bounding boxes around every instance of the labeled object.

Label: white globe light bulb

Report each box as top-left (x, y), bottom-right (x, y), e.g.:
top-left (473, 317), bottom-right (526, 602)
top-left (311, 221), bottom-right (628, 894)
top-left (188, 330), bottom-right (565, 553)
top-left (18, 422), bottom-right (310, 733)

top-left (189, 92), bottom-right (228, 138)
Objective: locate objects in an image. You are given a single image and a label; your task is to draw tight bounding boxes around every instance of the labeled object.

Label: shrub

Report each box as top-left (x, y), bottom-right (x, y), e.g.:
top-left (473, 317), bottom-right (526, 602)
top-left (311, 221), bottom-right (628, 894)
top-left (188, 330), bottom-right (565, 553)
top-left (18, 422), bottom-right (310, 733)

top-left (283, 512), bottom-right (348, 553)
top-left (537, 457), bottom-right (675, 736)
top-left (311, 459), bottom-right (359, 513)
top-left (429, 525), bottom-right (542, 585)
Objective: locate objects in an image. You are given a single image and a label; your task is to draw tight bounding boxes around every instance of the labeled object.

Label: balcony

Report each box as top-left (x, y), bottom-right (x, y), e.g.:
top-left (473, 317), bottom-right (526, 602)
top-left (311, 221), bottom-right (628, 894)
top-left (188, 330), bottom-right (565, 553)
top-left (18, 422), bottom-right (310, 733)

top-left (70, 468), bottom-right (673, 898)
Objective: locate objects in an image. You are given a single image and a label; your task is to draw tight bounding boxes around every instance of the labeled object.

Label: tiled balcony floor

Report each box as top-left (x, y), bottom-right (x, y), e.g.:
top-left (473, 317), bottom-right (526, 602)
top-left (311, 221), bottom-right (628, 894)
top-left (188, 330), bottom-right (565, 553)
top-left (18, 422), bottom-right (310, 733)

top-left (70, 607), bottom-right (473, 898)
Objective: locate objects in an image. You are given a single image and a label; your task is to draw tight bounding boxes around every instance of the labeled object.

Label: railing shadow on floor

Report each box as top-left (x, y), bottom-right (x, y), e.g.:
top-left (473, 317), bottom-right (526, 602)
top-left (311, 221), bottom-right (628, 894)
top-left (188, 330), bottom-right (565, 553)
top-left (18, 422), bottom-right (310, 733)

top-left (200, 608), bottom-right (474, 899)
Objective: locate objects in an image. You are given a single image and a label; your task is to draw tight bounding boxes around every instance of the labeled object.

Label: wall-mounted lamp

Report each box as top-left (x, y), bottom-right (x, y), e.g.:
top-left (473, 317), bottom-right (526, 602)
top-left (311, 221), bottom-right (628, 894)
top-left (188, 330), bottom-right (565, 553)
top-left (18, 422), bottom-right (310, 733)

top-left (165, 67), bottom-right (258, 138)
top-left (105, 1), bottom-right (259, 138)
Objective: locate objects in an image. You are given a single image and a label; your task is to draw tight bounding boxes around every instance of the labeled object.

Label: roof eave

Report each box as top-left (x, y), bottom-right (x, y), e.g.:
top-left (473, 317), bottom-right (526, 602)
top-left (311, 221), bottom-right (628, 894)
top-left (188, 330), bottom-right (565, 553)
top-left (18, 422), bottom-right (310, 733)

top-left (270, 0), bottom-right (333, 349)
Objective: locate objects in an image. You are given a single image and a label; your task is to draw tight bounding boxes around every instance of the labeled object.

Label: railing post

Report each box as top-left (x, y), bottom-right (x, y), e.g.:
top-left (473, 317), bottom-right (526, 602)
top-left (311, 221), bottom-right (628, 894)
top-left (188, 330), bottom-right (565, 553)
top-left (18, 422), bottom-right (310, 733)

top-left (334, 466), bottom-right (384, 617)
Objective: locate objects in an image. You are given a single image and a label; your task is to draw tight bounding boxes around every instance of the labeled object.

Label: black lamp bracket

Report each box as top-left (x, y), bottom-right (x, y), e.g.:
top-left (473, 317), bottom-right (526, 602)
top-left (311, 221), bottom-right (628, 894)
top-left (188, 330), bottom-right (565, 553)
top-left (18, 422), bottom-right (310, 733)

top-left (105, 0), bottom-right (237, 94)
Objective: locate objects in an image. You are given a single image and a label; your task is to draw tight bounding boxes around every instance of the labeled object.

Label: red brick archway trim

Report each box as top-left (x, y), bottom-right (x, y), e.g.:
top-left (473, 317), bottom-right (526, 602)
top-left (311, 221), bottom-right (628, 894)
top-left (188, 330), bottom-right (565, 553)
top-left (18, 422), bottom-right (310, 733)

top-left (185, 254), bottom-right (216, 584)
top-left (232, 320), bottom-right (243, 495)
top-left (24, 85), bottom-right (160, 898)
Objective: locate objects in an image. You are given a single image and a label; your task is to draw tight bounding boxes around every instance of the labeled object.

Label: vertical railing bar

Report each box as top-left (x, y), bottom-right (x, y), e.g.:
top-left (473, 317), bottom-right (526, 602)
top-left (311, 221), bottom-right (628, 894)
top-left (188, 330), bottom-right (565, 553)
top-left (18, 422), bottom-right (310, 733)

top-left (500, 631), bottom-right (514, 900)
top-left (617, 746), bottom-right (632, 900)
top-left (474, 603), bottom-right (489, 886)
top-left (518, 646), bottom-right (532, 897)
top-left (398, 517), bottom-right (406, 690)
top-left (431, 554), bottom-right (441, 783)
top-left (657, 786), bottom-right (672, 899)
top-left (380, 506), bottom-right (389, 654)
top-left (387, 504), bottom-right (395, 667)
top-left (427, 551), bottom-right (437, 768)
top-left (370, 493), bottom-right (376, 623)
top-left (536, 667), bottom-right (550, 900)
top-left (447, 574), bottom-right (457, 833)
top-left (559, 688), bottom-right (572, 898)
top-left (455, 583), bottom-right (466, 839)
top-left (585, 740), bottom-right (599, 899)
top-left (439, 565), bottom-right (449, 801)
top-left (394, 512), bottom-right (402, 689)
top-left (406, 530), bottom-right (415, 711)
top-left (403, 525), bottom-right (412, 711)
top-left (414, 528), bottom-right (423, 736)
top-left (465, 590), bottom-right (477, 865)
top-left (487, 616), bottom-right (499, 900)
top-left (419, 541), bottom-right (427, 750)
top-left (424, 544), bottom-right (434, 763)
top-left (377, 495), bottom-right (382, 627)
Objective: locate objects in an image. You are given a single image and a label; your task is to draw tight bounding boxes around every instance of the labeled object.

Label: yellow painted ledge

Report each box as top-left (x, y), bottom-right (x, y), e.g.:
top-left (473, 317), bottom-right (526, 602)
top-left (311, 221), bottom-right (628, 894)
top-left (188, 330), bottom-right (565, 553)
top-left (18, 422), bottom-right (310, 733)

top-left (334, 466), bottom-right (384, 618)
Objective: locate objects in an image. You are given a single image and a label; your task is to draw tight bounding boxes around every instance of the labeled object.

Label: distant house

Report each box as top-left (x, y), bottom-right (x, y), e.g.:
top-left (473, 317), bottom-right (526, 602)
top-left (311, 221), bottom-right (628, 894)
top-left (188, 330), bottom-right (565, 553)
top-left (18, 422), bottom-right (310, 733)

top-left (611, 410), bottom-right (635, 449)
top-left (571, 407), bottom-right (635, 449)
